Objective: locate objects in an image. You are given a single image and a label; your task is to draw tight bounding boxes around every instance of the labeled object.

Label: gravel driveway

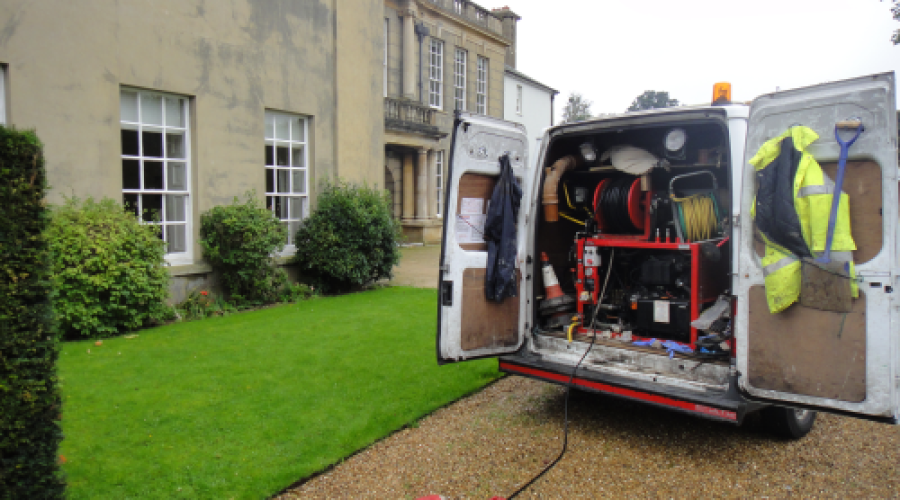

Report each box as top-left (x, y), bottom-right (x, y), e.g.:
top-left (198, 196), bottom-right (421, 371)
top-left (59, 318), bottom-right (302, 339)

top-left (277, 374), bottom-right (900, 499)
top-left (278, 245), bottom-right (900, 498)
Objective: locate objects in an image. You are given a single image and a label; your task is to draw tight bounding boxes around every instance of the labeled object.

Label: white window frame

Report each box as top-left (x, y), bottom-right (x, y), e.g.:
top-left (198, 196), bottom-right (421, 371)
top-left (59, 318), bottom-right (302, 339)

top-left (384, 18), bottom-right (389, 98)
top-left (436, 150), bottom-right (444, 217)
top-left (429, 39), bottom-right (444, 110)
top-left (476, 56), bottom-right (488, 114)
top-left (264, 110), bottom-right (309, 254)
top-left (454, 48), bottom-right (467, 111)
top-left (516, 84), bottom-right (523, 115)
top-left (454, 0), bottom-right (463, 15)
top-left (0, 65), bottom-right (7, 125)
top-left (120, 88), bottom-right (192, 264)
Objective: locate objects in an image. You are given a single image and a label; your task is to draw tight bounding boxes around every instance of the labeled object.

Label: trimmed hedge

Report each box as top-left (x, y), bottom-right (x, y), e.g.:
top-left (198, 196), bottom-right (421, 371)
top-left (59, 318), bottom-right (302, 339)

top-left (293, 181), bottom-right (402, 294)
top-left (47, 197), bottom-right (171, 338)
top-left (0, 126), bottom-right (65, 498)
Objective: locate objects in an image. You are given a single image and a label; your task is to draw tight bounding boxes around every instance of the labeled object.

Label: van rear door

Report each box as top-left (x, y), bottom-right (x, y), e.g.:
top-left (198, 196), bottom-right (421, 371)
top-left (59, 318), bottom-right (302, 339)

top-left (437, 112), bottom-right (532, 364)
top-left (736, 72), bottom-right (899, 422)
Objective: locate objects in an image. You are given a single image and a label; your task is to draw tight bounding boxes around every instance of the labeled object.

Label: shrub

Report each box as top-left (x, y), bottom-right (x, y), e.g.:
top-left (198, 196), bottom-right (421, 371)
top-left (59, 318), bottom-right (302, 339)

top-left (175, 289), bottom-right (237, 321)
top-left (0, 126), bottom-right (65, 498)
top-left (199, 194), bottom-right (291, 306)
top-left (278, 281), bottom-right (316, 303)
top-left (47, 197), bottom-right (171, 338)
top-left (293, 181), bottom-right (402, 294)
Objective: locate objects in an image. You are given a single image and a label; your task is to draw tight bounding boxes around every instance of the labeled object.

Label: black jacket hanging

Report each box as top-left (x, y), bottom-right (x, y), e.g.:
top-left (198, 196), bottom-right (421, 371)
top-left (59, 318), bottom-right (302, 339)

top-left (754, 135), bottom-right (813, 259)
top-left (484, 154), bottom-right (522, 302)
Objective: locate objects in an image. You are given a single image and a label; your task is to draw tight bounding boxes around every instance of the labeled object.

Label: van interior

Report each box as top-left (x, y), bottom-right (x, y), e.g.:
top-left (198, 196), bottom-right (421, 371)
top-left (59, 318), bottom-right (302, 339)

top-left (529, 114), bottom-right (736, 387)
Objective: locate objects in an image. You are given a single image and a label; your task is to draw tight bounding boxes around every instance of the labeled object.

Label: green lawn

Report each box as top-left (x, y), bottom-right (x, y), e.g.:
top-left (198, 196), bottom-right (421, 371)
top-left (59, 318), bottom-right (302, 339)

top-left (58, 287), bottom-right (500, 499)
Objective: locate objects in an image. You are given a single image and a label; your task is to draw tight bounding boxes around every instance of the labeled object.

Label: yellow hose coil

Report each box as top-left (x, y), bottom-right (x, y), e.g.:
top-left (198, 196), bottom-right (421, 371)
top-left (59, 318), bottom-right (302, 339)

top-left (671, 194), bottom-right (718, 242)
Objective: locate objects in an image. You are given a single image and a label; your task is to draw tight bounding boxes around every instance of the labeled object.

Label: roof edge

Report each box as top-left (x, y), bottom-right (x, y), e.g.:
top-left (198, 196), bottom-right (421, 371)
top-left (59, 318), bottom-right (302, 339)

top-left (504, 65), bottom-right (558, 95)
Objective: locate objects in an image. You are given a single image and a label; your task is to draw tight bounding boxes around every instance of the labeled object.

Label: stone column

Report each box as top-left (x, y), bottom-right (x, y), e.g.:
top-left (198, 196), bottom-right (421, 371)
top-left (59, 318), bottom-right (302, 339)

top-left (402, 151), bottom-right (415, 220)
top-left (416, 148), bottom-right (429, 219)
top-left (427, 149), bottom-right (438, 218)
top-left (401, 2), bottom-right (418, 100)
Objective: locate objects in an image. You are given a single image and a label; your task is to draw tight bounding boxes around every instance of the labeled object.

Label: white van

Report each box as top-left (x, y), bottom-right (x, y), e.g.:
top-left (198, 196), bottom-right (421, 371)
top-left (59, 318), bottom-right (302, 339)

top-left (437, 73), bottom-right (899, 438)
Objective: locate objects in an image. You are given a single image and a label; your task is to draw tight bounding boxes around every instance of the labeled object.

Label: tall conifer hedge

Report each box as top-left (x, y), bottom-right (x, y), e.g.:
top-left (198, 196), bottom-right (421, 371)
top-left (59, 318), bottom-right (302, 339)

top-left (0, 126), bottom-right (65, 498)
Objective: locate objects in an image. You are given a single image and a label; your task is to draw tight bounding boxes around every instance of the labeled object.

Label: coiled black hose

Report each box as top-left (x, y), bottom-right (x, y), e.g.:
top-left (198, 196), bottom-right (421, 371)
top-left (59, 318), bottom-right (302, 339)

top-left (596, 176), bottom-right (639, 234)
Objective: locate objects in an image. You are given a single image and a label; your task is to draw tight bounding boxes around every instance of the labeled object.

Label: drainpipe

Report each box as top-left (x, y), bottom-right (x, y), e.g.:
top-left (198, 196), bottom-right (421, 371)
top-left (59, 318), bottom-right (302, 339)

top-left (415, 23), bottom-right (430, 104)
top-left (550, 92), bottom-right (557, 126)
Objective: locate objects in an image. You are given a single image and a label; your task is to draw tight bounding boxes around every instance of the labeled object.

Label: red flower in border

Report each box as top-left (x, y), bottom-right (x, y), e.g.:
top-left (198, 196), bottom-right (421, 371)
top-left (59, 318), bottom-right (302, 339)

top-left (200, 291), bottom-right (208, 296)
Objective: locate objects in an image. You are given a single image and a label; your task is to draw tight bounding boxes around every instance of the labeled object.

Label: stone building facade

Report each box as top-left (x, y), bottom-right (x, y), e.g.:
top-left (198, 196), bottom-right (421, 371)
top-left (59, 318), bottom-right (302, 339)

top-left (382, 0), bottom-right (519, 243)
top-left (0, 0), bottom-right (385, 300)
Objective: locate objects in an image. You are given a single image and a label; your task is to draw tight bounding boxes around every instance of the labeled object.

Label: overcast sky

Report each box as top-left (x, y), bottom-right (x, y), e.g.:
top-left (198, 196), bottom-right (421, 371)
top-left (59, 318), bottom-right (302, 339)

top-left (508, 0), bottom-right (900, 120)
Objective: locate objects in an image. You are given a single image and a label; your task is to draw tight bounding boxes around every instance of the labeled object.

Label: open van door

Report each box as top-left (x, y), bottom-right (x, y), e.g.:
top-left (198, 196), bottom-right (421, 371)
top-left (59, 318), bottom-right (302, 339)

top-left (437, 112), bottom-right (532, 364)
top-left (736, 72), bottom-right (900, 422)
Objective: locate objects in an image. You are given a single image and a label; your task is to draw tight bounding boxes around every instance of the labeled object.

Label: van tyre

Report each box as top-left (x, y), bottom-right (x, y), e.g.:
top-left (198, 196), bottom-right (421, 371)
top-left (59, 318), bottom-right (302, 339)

top-left (762, 406), bottom-right (817, 439)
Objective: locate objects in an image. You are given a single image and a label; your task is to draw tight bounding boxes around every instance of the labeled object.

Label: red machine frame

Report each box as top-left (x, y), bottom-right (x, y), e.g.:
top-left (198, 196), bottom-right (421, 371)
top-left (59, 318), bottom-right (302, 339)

top-left (574, 237), bottom-right (728, 349)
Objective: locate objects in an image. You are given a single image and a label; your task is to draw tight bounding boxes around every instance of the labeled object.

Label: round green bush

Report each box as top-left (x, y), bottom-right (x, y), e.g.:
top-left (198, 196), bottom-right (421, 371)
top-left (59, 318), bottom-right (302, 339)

top-left (47, 197), bottom-right (171, 338)
top-left (199, 194), bottom-right (290, 306)
top-left (293, 181), bottom-right (402, 294)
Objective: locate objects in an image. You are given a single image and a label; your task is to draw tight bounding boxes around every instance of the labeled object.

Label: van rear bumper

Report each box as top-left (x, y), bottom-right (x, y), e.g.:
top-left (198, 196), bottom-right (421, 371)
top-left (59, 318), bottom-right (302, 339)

top-left (499, 355), bottom-right (756, 424)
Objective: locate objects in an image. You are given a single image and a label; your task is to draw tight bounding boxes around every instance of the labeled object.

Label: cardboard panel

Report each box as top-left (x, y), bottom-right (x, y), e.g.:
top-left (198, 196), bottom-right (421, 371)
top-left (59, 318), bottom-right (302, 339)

top-left (460, 268), bottom-right (520, 351)
top-left (456, 173), bottom-right (495, 252)
top-left (747, 285), bottom-right (866, 402)
top-left (820, 160), bottom-right (882, 264)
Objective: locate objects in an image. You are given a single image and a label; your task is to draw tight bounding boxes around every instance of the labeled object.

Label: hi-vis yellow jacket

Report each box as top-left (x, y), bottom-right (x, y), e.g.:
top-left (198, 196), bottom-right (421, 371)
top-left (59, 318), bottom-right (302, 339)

top-left (750, 126), bottom-right (857, 314)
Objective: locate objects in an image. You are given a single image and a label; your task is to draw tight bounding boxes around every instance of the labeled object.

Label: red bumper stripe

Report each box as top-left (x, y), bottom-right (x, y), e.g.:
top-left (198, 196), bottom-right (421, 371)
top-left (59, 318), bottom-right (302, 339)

top-left (500, 360), bottom-right (737, 422)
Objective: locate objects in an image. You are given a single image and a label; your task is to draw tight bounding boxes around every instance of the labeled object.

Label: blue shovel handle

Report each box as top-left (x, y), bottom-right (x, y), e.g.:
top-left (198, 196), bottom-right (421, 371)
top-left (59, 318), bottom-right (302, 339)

top-left (818, 123), bottom-right (864, 263)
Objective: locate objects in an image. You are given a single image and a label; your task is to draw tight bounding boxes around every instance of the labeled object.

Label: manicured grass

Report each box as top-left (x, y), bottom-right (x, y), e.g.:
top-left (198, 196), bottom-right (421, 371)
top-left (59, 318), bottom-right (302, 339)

top-left (58, 287), bottom-right (500, 499)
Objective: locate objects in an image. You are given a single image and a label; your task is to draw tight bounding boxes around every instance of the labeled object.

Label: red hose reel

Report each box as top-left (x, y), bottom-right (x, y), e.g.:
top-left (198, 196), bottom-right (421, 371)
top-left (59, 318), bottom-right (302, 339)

top-left (592, 177), bottom-right (647, 234)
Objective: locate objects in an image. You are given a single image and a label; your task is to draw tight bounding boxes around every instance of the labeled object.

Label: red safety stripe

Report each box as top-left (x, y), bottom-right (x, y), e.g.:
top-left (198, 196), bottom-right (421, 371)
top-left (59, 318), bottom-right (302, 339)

top-left (500, 361), bottom-right (737, 422)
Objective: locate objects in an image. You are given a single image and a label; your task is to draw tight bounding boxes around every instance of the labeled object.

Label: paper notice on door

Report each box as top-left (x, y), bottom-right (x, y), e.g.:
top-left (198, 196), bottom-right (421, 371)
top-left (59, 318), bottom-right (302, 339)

top-left (460, 197), bottom-right (485, 215)
top-left (653, 300), bottom-right (670, 323)
top-left (456, 214), bottom-right (486, 244)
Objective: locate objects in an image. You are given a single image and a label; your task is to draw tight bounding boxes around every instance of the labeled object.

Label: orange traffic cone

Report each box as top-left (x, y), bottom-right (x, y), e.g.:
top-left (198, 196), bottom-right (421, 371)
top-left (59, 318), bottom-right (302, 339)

top-left (539, 252), bottom-right (575, 329)
top-left (541, 253), bottom-right (565, 300)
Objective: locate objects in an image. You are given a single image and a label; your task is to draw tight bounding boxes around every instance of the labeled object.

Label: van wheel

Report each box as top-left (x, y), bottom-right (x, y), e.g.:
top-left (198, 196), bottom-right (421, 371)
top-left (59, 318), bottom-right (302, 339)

top-left (762, 406), bottom-right (817, 439)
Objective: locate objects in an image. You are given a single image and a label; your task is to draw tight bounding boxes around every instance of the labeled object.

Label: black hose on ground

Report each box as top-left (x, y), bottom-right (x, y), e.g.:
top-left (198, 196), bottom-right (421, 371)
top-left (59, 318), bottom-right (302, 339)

top-left (507, 250), bottom-right (615, 499)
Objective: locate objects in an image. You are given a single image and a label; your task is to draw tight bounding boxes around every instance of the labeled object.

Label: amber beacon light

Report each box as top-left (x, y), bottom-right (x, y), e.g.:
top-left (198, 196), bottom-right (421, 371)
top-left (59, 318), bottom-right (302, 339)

top-left (712, 82), bottom-right (732, 105)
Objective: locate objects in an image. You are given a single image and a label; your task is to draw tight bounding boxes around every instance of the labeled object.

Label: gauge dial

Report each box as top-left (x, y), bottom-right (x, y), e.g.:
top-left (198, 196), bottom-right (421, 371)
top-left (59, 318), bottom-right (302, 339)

top-left (579, 142), bottom-right (597, 162)
top-left (664, 128), bottom-right (687, 152)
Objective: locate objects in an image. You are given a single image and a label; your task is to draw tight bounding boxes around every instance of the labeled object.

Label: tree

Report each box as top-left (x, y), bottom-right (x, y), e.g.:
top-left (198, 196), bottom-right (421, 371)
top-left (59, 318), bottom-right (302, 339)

top-left (627, 90), bottom-right (679, 112)
top-left (561, 93), bottom-right (593, 124)
top-left (892, 1), bottom-right (899, 44)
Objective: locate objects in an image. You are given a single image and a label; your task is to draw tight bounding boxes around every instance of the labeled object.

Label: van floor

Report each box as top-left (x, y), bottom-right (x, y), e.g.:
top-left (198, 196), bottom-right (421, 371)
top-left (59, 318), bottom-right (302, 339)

top-left (539, 329), bottom-right (730, 366)
top-left (530, 331), bottom-right (733, 391)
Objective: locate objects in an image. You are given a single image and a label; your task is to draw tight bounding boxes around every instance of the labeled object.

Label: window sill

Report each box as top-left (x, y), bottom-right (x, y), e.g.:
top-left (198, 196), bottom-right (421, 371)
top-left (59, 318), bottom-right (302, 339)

top-left (276, 245), bottom-right (297, 261)
top-left (273, 254), bottom-right (295, 265)
top-left (165, 255), bottom-right (194, 267)
top-left (165, 257), bottom-right (293, 278)
top-left (168, 262), bottom-right (212, 277)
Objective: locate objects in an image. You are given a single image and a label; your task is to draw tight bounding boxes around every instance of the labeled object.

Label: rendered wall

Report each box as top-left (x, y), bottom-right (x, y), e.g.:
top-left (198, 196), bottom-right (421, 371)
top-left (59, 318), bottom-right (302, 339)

top-left (336, 0), bottom-right (385, 187)
top-left (504, 73), bottom-right (554, 169)
top-left (0, 0), bottom-right (383, 268)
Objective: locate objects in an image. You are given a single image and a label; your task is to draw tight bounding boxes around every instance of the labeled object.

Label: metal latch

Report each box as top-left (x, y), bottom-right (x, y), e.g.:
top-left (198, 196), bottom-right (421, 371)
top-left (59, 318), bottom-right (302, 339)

top-left (441, 281), bottom-right (453, 306)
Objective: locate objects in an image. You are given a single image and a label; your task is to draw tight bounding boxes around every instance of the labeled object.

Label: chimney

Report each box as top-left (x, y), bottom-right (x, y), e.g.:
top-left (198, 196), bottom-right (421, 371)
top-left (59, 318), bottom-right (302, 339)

top-left (491, 6), bottom-right (520, 69)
